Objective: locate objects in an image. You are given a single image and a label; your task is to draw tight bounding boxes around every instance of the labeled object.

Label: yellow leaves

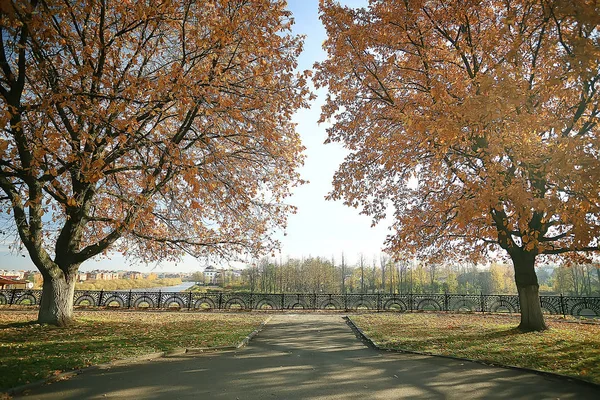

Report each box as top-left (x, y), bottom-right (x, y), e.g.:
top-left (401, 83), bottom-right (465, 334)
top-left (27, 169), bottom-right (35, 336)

top-left (67, 198), bottom-right (77, 207)
top-left (522, 232), bottom-right (539, 252)
top-left (206, 181), bottom-right (218, 192)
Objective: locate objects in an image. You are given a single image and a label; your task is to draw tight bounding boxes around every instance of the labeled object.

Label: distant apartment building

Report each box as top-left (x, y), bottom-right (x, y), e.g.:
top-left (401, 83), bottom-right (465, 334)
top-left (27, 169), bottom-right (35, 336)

top-left (77, 270), bottom-right (148, 281)
top-left (86, 272), bottom-right (98, 280)
top-left (123, 271), bottom-right (143, 280)
top-left (0, 271), bottom-right (33, 289)
top-left (85, 270), bottom-right (120, 281)
top-left (230, 269), bottom-right (243, 278)
top-left (203, 266), bottom-right (220, 284)
top-left (161, 273), bottom-right (182, 279)
top-left (0, 270), bottom-right (25, 280)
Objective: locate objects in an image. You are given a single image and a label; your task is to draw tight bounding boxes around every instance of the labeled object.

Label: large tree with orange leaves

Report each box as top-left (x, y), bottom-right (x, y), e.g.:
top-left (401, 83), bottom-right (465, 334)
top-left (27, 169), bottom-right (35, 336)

top-left (316, 0), bottom-right (600, 331)
top-left (0, 0), bottom-right (310, 326)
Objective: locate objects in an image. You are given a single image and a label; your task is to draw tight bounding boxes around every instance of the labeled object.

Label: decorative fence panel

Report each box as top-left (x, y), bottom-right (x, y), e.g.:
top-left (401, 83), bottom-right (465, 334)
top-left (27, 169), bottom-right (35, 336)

top-left (1, 289), bottom-right (599, 317)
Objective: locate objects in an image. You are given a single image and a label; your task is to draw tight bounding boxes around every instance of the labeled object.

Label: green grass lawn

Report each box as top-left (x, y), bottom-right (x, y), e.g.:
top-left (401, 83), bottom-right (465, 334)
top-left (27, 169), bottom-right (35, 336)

top-left (0, 310), bottom-right (265, 391)
top-left (351, 313), bottom-right (600, 384)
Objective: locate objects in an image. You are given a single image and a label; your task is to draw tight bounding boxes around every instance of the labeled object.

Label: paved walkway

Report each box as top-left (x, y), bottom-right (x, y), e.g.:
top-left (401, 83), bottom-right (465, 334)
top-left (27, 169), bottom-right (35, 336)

top-left (18, 314), bottom-right (600, 399)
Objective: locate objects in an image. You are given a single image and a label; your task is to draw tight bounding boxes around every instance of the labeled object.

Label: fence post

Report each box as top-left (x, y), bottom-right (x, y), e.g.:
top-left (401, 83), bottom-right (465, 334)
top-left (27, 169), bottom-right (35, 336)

top-left (98, 289), bottom-right (104, 306)
top-left (9, 289), bottom-right (16, 305)
top-left (218, 292), bottom-right (223, 309)
top-left (157, 290), bottom-right (161, 308)
top-left (409, 293), bottom-right (413, 311)
top-left (344, 292), bottom-right (348, 311)
top-left (281, 293), bottom-right (285, 309)
top-left (127, 290), bottom-right (132, 308)
top-left (444, 291), bottom-right (449, 312)
top-left (188, 290), bottom-right (192, 311)
top-left (560, 293), bottom-right (566, 317)
top-left (377, 293), bottom-right (381, 311)
top-left (480, 291), bottom-right (485, 313)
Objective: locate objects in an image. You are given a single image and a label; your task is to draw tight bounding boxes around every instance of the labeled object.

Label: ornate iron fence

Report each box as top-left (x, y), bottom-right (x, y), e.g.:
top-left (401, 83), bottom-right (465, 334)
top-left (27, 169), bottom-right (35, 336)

top-left (1, 289), bottom-right (599, 317)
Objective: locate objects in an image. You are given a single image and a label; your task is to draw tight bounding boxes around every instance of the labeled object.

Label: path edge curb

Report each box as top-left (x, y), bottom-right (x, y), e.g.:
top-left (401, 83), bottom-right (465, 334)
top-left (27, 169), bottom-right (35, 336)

top-left (344, 315), bottom-right (600, 390)
top-left (237, 315), bottom-right (272, 349)
top-left (2, 316), bottom-right (271, 397)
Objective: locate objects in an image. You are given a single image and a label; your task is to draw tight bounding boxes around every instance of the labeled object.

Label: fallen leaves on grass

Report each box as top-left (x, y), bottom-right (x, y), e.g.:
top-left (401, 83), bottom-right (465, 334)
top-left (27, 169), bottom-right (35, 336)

top-left (0, 311), bottom-right (264, 390)
top-left (352, 313), bottom-right (600, 384)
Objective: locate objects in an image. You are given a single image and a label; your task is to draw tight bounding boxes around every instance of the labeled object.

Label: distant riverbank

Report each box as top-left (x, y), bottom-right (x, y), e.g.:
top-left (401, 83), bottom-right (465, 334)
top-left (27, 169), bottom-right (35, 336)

top-left (130, 281), bottom-right (196, 292)
top-left (75, 278), bottom-right (183, 291)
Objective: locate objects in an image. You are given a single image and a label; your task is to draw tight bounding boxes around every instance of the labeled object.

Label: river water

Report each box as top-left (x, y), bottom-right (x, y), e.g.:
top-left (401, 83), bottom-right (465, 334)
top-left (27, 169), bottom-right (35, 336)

top-left (130, 281), bottom-right (196, 293)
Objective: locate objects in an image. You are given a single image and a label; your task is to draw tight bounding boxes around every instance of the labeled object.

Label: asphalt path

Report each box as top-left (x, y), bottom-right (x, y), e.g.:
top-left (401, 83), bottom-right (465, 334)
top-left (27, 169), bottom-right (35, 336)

top-left (18, 314), bottom-right (600, 399)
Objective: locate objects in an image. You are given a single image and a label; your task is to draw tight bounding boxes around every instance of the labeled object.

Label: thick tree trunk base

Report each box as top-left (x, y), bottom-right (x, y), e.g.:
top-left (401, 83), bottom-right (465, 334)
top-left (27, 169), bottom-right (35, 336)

top-left (38, 277), bottom-right (75, 327)
top-left (517, 285), bottom-right (548, 332)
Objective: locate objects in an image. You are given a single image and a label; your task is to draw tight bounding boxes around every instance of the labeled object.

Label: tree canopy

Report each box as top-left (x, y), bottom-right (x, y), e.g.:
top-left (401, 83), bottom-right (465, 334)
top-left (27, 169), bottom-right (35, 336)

top-left (0, 0), bottom-right (311, 325)
top-left (315, 0), bottom-right (600, 330)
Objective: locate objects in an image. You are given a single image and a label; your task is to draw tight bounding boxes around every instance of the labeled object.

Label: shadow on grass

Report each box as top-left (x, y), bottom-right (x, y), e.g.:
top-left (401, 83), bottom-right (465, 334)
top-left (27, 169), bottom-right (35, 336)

top-left (0, 316), bottom-right (262, 391)
top-left (0, 320), bottom-right (42, 329)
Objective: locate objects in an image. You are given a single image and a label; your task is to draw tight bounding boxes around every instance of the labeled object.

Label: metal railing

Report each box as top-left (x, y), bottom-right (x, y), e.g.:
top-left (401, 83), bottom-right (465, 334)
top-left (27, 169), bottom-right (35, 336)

top-left (1, 289), bottom-right (599, 317)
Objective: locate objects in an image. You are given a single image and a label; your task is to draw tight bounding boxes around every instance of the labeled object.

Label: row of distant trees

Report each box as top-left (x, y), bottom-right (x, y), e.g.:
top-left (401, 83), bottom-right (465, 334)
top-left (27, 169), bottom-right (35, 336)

top-left (551, 264), bottom-right (600, 297)
top-left (193, 256), bottom-right (600, 296)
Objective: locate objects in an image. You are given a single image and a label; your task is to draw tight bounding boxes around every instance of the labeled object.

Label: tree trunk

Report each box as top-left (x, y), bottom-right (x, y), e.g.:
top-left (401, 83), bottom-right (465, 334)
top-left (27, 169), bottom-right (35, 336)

top-left (511, 252), bottom-right (547, 332)
top-left (38, 275), bottom-right (75, 327)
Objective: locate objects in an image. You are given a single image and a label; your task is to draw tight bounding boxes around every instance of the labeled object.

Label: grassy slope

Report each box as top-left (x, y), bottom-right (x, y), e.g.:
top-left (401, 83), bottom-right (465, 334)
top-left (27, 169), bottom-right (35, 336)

top-left (0, 310), bottom-right (264, 390)
top-left (351, 313), bottom-right (600, 384)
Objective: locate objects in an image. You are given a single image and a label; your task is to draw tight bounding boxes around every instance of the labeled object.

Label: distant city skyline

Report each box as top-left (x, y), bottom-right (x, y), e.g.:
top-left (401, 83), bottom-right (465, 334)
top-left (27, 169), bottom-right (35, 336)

top-left (0, 0), bottom-right (393, 273)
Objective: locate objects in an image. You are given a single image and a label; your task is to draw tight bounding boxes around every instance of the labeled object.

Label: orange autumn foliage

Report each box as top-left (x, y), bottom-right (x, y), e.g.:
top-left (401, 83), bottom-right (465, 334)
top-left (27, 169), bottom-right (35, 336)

top-left (317, 0), bottom-right (600, 263)
top-left (0, 0), bottom-right (311, 325)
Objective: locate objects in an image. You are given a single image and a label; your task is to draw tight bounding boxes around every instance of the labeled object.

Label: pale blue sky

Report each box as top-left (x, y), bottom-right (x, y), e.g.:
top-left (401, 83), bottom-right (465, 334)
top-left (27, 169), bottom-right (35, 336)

top-left (1, 0), bottom-right (390, 272)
